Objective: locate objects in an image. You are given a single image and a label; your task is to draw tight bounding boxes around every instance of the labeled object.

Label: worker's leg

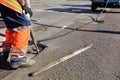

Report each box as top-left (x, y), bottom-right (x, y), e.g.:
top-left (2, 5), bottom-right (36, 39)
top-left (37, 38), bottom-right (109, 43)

top-left (2, 29), bottom-right (13, 61)
top-left (11, 29), bottom-right (30, 53)
top-left (2, 29), bottom-right (36, 69)
top-left (9, 29), bottom-right (36, 68)
top-left (0, 5), bottom-right (10, 60)
top-left (0, 4), bottom-right (36, 69)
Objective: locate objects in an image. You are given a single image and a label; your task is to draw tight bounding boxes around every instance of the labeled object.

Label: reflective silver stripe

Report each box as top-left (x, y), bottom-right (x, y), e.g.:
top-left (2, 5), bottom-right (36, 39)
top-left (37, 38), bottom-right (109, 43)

top-left (8, 26), bottom-right (30, 31)
top-left (3, 49), bottom-right (10, 52)
top-left (10, 49), bottom-right (27, 54)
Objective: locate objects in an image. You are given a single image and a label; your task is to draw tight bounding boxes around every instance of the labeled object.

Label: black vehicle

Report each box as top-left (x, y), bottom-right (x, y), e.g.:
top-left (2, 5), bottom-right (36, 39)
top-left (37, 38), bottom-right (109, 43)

top-left (91, 0), bottom-right (120, 11)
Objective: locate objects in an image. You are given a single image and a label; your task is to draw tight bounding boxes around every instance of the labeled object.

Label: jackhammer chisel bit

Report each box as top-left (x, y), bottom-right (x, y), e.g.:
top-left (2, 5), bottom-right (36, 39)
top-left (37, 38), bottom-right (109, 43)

top-left (30, 27), bottom-right (46, 54)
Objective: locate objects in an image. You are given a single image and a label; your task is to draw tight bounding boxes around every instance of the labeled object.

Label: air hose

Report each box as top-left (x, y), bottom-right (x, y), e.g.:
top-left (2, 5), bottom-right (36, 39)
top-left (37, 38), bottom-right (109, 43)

top-left (32, 0), bottom-right (110, 43)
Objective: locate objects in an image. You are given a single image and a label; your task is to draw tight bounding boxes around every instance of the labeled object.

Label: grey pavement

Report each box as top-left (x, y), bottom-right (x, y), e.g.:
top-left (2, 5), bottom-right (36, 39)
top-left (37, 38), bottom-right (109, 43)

top-left (1, 0), bottom-right (120, 80)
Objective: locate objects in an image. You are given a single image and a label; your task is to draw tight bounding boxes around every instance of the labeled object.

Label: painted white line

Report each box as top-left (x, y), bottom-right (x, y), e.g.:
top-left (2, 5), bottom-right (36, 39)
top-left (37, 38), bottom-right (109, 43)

top-left (61, 25), bottom-right (68, 30)
top-left (34, 9), bottom-right (45, 12)
top-left (34, 9), bottom-right (57, 13)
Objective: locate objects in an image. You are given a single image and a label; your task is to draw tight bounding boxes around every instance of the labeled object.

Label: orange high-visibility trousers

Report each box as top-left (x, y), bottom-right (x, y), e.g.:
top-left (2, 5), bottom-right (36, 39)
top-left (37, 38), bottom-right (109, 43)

top-left (3, 29), bottom-right (30, 54)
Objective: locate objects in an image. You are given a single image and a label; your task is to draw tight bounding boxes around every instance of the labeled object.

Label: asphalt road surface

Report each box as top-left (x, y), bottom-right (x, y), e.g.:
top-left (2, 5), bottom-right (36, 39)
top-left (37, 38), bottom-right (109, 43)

top-left (0, 0), bottom-right (120, 80)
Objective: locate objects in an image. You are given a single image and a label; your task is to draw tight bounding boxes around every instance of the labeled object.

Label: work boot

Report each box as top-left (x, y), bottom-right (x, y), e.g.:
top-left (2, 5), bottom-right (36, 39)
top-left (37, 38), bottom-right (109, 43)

top-left (0, 51), bottom-right (11, 69)
top-left (0, 51), bottom-right (10, 61)
top-left (10, 54), bottom-right (36, 69)
top-left (3, 51), bottom-right (10, 61)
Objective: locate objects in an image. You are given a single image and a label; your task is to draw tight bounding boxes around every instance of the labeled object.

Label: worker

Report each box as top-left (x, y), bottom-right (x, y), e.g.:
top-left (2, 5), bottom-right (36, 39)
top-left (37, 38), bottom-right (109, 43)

top-left (0, 0), bottom-right (36, 69)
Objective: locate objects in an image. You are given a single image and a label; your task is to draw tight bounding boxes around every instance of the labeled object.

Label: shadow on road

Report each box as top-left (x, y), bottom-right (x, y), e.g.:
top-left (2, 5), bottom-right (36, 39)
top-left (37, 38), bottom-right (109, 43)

top-left (76, 29), bottom-right (120, 35)
top-left (46, 3), bottom-right (120, 14)
top-left (46, 7), bottom-right (93, 13)
top-left (45, 4), bottom-right (102, 14)
top-left (61, 4), bottom-right (91, 7)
